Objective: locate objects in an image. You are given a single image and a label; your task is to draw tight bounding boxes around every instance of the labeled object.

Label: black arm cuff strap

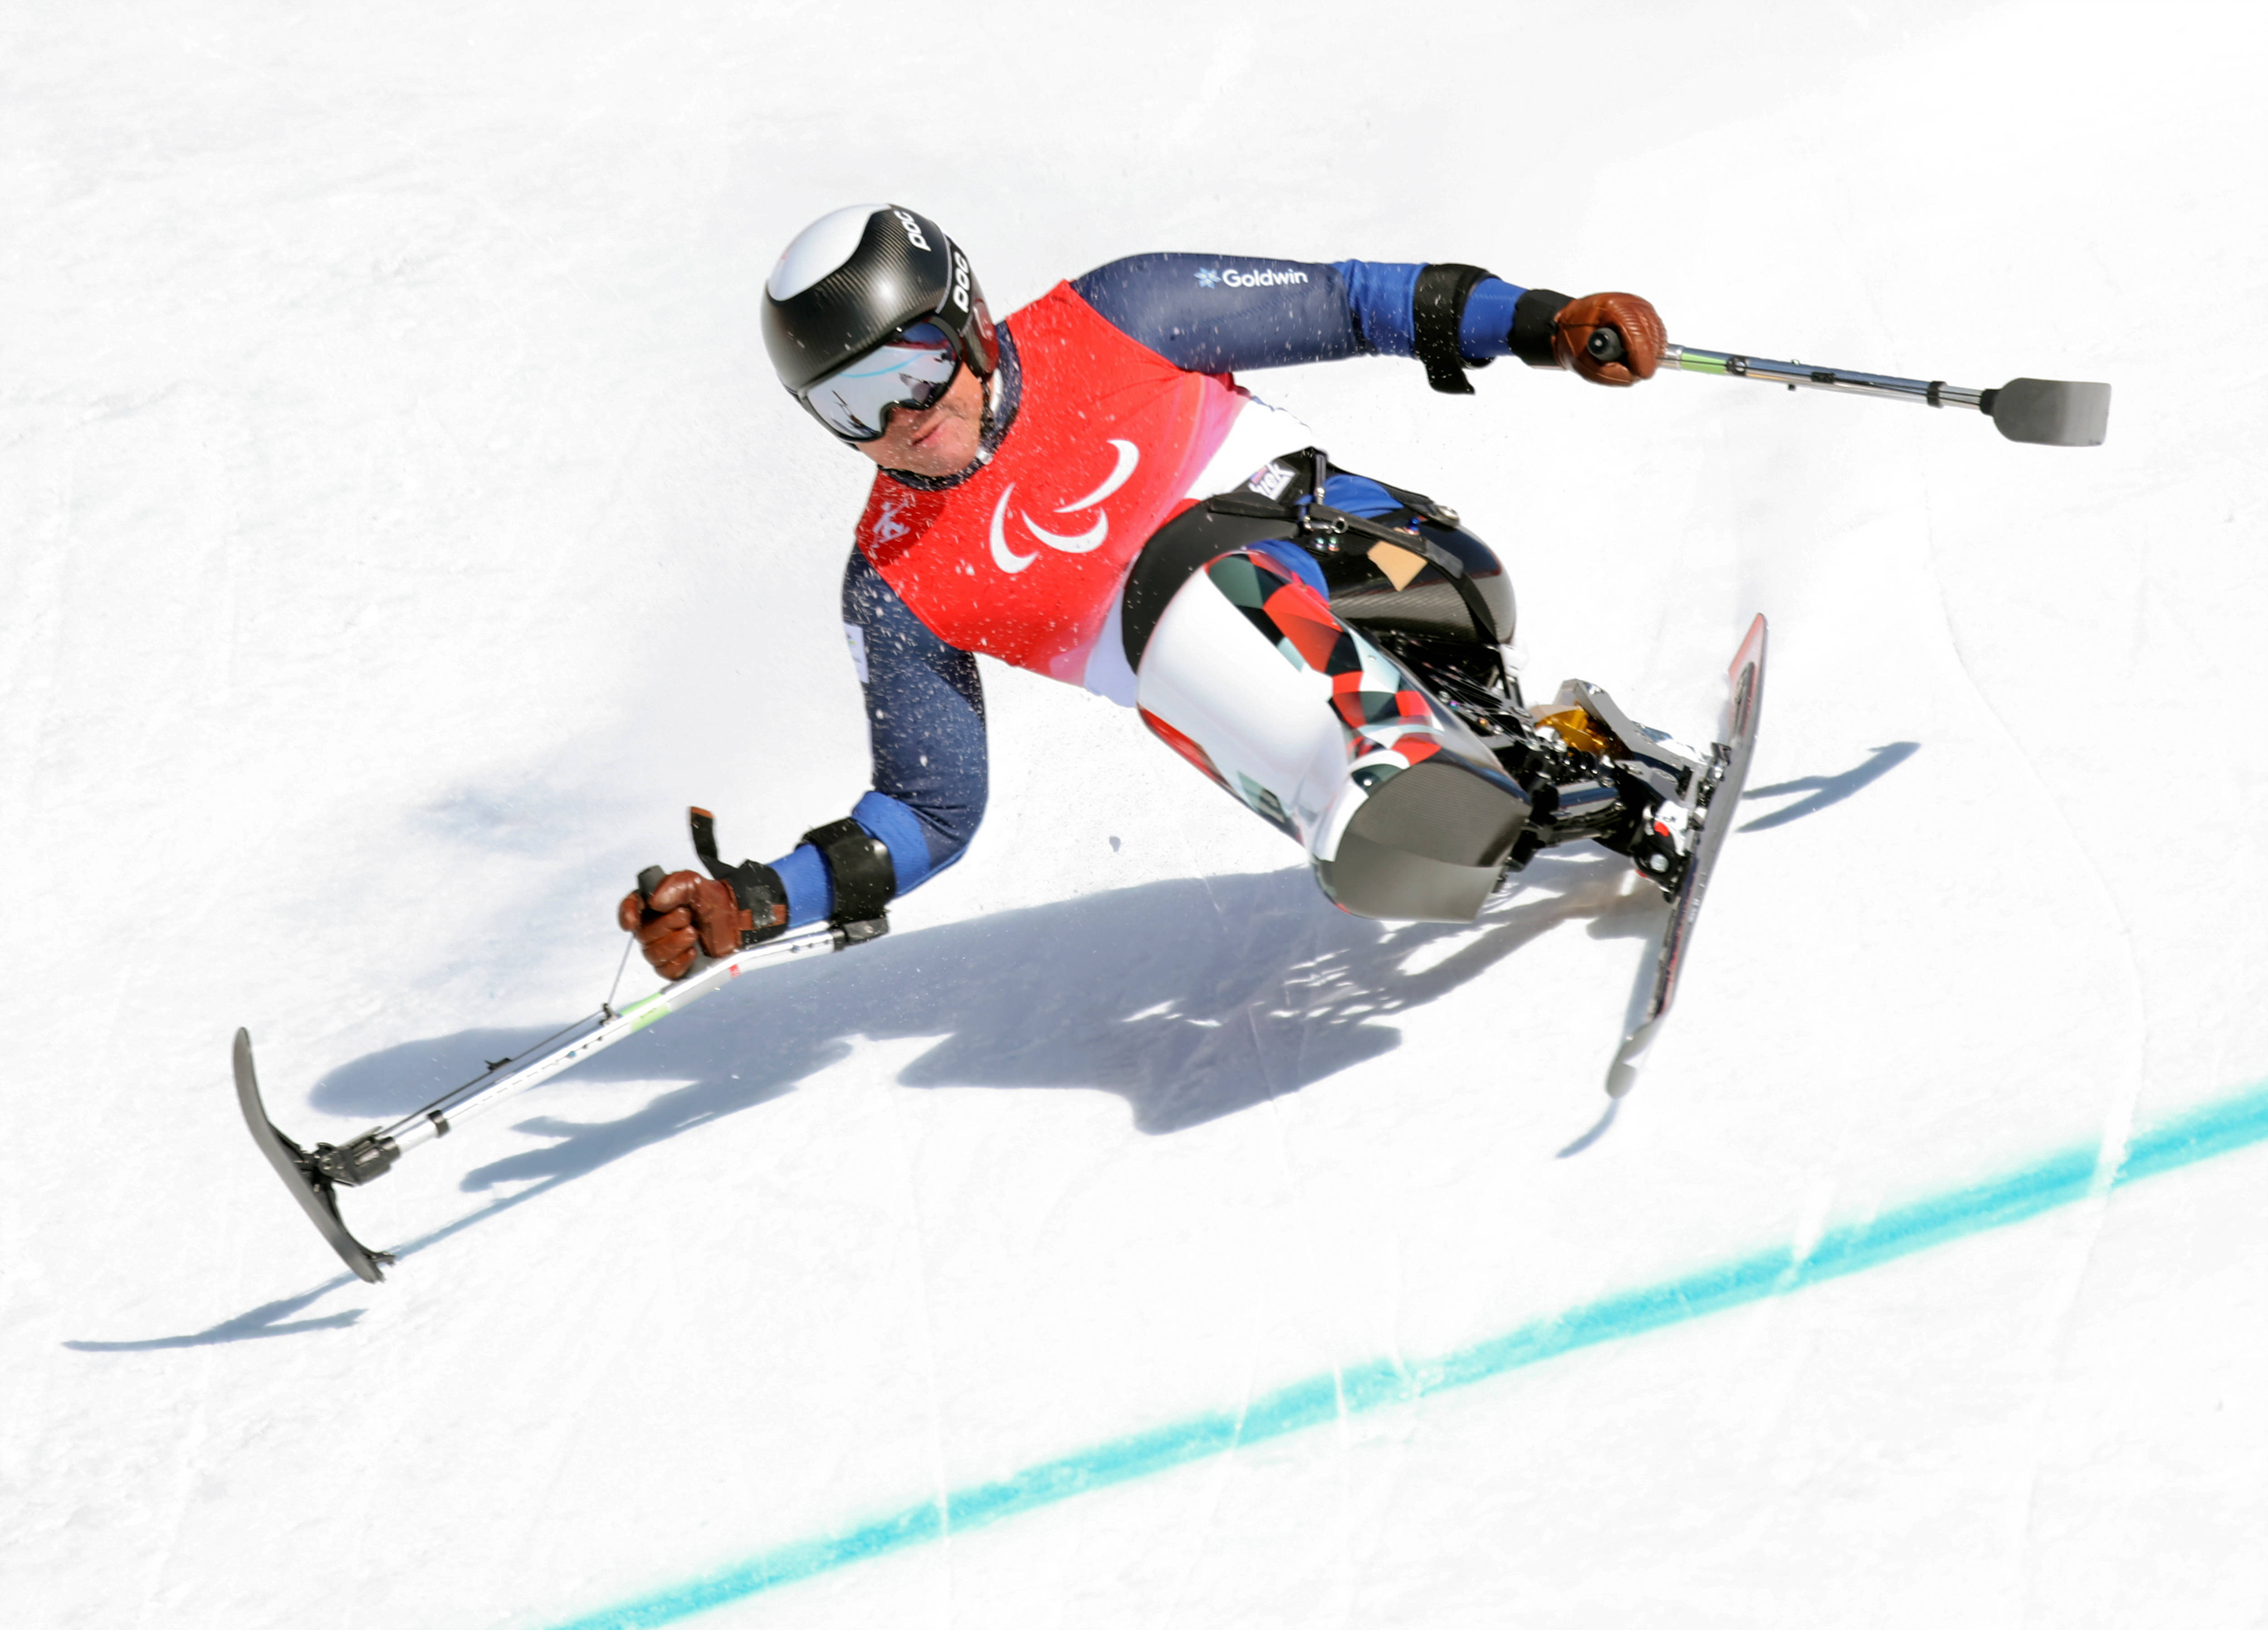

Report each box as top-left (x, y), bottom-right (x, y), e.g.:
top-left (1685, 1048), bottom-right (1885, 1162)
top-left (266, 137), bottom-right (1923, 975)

top-left (1412, 263), bottom-right (1495, 395)
top-left (689, 806), bottom-right (789, 947)
top-left (803, 817), bottom-right (895, 929)
top-left (1509, 288), bottom-right (1571, 368)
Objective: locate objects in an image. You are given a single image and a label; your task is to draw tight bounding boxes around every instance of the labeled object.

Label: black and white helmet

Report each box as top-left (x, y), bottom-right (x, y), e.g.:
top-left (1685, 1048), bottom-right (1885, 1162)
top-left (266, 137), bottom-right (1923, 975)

top-left (762, 204), bottom-right (998, 397)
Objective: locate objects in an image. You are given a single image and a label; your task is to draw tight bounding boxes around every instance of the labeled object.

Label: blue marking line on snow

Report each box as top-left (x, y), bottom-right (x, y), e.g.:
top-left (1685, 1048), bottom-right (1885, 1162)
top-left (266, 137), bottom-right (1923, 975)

top-left (539, 1083), bottom-right (2268, 1630)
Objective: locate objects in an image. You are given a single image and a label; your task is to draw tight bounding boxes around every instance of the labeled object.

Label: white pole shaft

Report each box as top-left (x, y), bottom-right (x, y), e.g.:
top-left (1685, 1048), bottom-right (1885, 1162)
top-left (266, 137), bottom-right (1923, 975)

top-left (1661, 343), bottom-right (1987, 411)
top-left (372, 923), bottom-right (847, 1158)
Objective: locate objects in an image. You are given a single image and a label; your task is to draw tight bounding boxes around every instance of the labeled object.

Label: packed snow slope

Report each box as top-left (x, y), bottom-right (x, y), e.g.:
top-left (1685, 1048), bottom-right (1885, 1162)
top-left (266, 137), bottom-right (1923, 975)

top-left (5, 4), bottom-right (2264, 1626)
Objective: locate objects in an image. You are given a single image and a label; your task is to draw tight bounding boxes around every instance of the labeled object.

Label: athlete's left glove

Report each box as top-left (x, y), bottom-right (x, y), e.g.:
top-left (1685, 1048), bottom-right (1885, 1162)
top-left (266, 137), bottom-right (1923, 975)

top-left (618, 866), bottom-right (787, 982)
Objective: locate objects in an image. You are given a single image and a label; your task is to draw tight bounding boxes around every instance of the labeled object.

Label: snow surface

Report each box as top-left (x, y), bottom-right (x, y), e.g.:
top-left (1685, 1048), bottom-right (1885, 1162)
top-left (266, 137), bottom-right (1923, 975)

top-left (5, 3), bottom-right (2266, 1625)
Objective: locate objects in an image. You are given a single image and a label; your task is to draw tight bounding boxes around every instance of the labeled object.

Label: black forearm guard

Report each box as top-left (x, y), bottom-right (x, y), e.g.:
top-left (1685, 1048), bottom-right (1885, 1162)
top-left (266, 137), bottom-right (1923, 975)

top-left (802, 817), bottom-right (895, 929)
top-left (1412, 263), bottom-right (1496, 395)
top-left (1509, 288), bottom-right (1572, 367)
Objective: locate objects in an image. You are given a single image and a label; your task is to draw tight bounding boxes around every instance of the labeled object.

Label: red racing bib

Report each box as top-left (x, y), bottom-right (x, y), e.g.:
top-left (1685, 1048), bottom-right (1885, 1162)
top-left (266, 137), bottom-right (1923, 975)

top-left (855, 283), bottom-right (1247, 682)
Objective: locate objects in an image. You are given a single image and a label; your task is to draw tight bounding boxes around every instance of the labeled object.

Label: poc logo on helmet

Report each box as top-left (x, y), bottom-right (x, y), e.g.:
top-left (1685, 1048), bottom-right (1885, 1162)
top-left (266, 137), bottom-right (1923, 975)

top-left (949, 249), bottom-right (972, 313)
top-left (893, 209), bottom-right (932, 252)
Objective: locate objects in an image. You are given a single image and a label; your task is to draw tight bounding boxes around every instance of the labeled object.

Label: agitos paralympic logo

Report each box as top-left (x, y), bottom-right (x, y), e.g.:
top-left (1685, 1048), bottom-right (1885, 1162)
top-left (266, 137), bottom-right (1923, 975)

top-left (989, 440), bottom-right (1140, 574)
top-left (1193, 267), bottom-right (1310, 290)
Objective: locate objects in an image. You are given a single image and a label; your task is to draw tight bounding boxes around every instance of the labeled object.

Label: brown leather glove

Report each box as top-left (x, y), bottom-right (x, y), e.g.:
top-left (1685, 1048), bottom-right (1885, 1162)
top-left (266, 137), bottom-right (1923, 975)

top-left (1553, 292), bottom-right (1666, 386)
top-left (617, 870), bottom-right (753, 982)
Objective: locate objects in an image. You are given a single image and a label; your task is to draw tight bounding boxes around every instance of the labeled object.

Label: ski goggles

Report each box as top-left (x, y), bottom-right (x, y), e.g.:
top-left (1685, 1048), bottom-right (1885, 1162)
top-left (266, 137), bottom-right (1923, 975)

top-left (795, 320), bottom-right (965, 443)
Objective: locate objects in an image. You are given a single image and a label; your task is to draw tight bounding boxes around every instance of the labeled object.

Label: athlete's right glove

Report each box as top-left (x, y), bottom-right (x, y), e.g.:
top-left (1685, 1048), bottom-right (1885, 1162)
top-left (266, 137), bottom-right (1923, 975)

top-left (617, 867), bottom-right (785, 982)
top-left (1509, 288), bottom-right (1666, 387)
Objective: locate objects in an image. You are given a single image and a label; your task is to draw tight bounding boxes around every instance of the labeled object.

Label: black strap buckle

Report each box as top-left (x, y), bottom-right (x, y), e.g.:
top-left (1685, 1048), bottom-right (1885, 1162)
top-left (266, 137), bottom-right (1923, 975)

top-left (687, 806), bottom-right (789, 947)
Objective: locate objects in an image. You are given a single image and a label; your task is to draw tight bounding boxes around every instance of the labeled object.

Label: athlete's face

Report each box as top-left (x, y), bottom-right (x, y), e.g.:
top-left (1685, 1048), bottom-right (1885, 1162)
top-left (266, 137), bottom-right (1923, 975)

top-left (850, 360), bottom-right (986, 478)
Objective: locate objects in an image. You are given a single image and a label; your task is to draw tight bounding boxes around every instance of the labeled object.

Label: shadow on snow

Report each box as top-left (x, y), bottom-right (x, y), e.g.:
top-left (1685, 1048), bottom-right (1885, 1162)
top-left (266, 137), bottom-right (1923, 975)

top-left (1740, 742), bottom-right (1919, 832)
top-left (70, 857), bottom-right (1659, 1352)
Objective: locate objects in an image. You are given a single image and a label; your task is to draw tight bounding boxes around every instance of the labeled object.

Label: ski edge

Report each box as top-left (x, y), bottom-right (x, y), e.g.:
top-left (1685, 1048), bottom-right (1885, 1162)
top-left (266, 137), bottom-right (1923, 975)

top-left (233, 1028), bottom-right (392, 1284)
top-left (1604, 613), bottom-right (1769, 1098)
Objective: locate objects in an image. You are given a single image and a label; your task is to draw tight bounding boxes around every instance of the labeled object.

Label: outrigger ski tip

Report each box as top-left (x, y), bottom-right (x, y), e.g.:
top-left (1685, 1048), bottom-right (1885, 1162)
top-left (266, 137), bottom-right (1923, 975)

top-left (1605, 613), bottom-right (1769, 1099)
top-left (234, 1028), bottom-right (393, 1283)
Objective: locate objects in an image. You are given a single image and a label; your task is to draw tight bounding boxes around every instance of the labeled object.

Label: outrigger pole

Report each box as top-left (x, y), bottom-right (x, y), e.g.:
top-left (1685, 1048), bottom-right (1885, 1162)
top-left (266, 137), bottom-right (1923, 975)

top-left (235, 811), bottom-right (886, 1283)
top-left (1586, 328), bottom-right (2112, 447)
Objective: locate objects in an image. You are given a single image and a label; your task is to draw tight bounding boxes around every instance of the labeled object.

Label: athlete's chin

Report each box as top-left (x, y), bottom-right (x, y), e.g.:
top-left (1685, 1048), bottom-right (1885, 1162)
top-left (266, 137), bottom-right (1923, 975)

top-left (897, 426), bottom-right (982, 477)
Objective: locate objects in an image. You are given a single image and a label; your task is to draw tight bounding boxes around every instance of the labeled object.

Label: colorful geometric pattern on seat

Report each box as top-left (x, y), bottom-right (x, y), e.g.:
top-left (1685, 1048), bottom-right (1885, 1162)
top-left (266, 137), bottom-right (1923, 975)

top-left (1204, 549), bottom-right (1453, 778)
